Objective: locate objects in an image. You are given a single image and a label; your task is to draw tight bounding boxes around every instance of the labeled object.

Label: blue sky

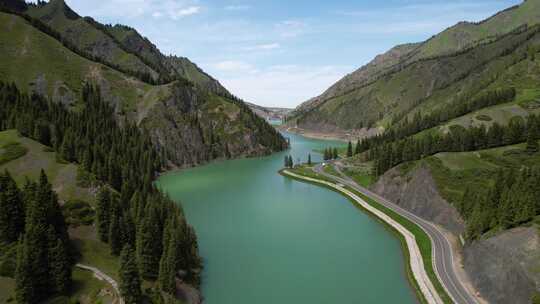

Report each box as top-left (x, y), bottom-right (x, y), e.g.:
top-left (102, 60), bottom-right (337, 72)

top-left (62, 0), bottom-right (521, 108)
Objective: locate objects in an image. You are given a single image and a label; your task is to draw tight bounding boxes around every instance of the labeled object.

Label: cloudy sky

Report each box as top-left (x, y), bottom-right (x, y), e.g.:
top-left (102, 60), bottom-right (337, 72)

top-left (60, 0), bottom-right (520, 108)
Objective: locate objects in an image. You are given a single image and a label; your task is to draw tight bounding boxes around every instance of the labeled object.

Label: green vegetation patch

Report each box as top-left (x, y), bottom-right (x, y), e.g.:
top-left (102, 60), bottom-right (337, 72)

top-left (62, 200), bottom-right (95, 227)
top-left (0, 276), bottom-right (15, 304)
top-left (476, 114), bottom-right (493, 121)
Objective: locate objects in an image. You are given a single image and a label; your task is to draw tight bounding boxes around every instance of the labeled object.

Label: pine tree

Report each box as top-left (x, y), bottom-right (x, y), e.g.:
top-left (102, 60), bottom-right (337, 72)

top-left (109, 201), bottom-right (123, 256)
top-left (307, 153), bottom-right (312, 165)
top-left (96, 187), bottom-right (111, 242)
top-left (136, 206), bottom-right (162, 280)
top-left (347, 141), bottom-right (353, 157)
top-left (48, 237), bottom-right (71, 294)
top-left (119, 245), bottom-right (142, 304)
top-left (15, 237), bottom-right (35, 304)
top-left (0, 170), bottom-right (25, 244)
top-left (159, 221), bottom-right (180, 294)
top-left (332, 148), bottom-right (338, 159)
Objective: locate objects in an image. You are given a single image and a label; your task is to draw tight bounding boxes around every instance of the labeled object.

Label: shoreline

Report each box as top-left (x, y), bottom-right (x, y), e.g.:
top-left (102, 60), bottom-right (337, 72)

top-left (280, 169), bottom-right (445, 304)
top-left (278, 125), bottom-right (383, 143)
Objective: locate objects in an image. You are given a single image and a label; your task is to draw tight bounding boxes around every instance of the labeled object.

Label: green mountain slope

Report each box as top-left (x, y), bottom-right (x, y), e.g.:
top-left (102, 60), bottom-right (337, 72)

top-left (291, 0), bottom-right (540, 133)
top-left (106, 24), bottom-right (229, 95)
top-left (26, 0), bottom-right (158, 80)
top-left (0, 10), bottom-right (286, 167)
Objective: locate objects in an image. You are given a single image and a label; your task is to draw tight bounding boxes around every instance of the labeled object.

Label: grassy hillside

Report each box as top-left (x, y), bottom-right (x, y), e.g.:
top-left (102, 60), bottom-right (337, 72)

top-left (26, 0), bottom-right (157, 79)
top-left (0, 11), bottom-right (286, 167)
top-left (0, 130), bottom-right (95, 204)
top-left (0, 130), bottom-right (122, 304)
top-left (406, 141), bottom-right (540, 210)
top-left (293, 23), bottom-right (540, 132)
top-left (291, 0), bottom-right (540, 133)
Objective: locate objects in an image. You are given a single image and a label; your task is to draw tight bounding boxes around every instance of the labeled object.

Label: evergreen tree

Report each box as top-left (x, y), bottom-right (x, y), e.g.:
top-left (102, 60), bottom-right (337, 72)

top-left (0, 170), bottom-right (25, 244)
top-left (332, 148), bottom-right (338, 159)
top-left (119, 245), bottom-right (142, 304)
top-left (136, 205), bottom-right (162, 280)
top-left (109, 201), bottom-right (123, 256)
top-left (15, 237), bottom-right (35, 304)
top-left (96, 187), bottom-right (111, 242)
top-left (48, 237), bottom-right (71, 294)
top-left (307, 153), bottom-right (312, 165)
top-left (159, 220), bottom-right (180, 294)
top-left (347, 141), bottom-right (353, 157)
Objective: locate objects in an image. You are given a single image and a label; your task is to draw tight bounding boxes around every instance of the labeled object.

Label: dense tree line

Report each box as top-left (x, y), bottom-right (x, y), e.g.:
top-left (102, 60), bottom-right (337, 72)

top-left (0, 82), bottom-right (202, 301)
top-left (323, 148), bottom-right (338, 161)
top-left (357, 87), bottom-right (517, 154)
top-left (0, 170), bottom-right (72, 303)
top-left (370, 114), bottom-right (539, 176)
top-left (461, 167), bottom-right (540, 240)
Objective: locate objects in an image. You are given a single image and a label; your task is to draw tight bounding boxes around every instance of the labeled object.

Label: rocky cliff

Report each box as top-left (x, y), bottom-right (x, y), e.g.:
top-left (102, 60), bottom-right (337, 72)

top-left (371, 164), bottom-right (465, 235)
top-left (372, 163), bottom-right (540, 304)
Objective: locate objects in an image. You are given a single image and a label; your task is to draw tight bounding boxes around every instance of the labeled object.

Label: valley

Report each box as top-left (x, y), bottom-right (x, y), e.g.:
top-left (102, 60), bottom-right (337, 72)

top-left (1, 0), bottom-right (539, 303)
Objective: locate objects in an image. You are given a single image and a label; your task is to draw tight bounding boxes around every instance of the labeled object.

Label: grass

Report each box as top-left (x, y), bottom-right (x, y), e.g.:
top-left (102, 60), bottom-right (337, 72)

top-left (282, 168), bottom-right (452, 304)
top-left (340, 161), bottom-right (375, 187)
top-left (408, 140), bottom-right (540, 211)
top-left (0, 130), bottom-right (28, 166)
top-left (0, 12), bottom-right (155, 115)
top-left (0, 276), bottom-right (15, 303)
top-left (71, 232), bottom-right (120, 281)
top-left (0, 130), bottom-right (95, 205)
top-left (322, 163), bottom-right (340, 176)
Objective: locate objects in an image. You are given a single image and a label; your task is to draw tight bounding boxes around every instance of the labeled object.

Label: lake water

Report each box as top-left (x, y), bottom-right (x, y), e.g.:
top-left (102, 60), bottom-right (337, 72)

top-left (157, 132), bottom-right (417, 304)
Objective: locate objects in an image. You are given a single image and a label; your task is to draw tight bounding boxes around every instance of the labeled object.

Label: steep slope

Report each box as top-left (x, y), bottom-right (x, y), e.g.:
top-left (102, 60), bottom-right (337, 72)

top-left (105, 24), bottom-right (230, 95)
top-left (0, 10), bottom-right (286, 167)
top-left (291, 0), bottom-right (540, 133)
top-left (25, 0), bottom-right (159, 80)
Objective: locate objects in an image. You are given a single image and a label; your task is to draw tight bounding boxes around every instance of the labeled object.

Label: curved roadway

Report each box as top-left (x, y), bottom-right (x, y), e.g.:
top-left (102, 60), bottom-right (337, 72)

top-left (313, 163), bottom-right (478, 304)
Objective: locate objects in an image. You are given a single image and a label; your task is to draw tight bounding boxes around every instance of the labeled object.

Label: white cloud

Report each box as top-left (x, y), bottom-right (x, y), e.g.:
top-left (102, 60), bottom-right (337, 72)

top-left (170, 6), bottom-right (201, 19)
top-left (152, 11), bottom-right (163, 18)
top-left (213, 61), bottom-right (257, 73)
top-left (211, 64), bottom-right (352, 108)
top-left (225, 5), bottom-right (251, 11)
top-left (243, 43), bottom-right (281, 51)
top-left (275, 20), bottom-right (307, 38)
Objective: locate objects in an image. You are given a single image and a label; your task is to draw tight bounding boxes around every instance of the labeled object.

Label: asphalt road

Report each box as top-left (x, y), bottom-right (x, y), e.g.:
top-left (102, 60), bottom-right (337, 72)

top-left (313, 163), bottom-right (478, 304)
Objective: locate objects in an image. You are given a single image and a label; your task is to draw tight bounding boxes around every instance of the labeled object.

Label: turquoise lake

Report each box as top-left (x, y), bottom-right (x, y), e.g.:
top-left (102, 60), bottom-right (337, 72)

top-left (157, 132), bottom-right (418, 304)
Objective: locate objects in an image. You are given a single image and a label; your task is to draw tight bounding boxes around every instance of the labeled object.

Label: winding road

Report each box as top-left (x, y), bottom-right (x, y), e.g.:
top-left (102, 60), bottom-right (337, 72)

top-left (76, 263), bottom-right (124, 304)
top-left (312, 163), bottom-right (478, 304)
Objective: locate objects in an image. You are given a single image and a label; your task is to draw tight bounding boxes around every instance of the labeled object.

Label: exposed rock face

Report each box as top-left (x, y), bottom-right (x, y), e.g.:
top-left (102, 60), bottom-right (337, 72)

top-left (463, 226), bottom-right (540, 304)
top-left (141, 84), bottom-right (284, 167)
top-left (372, 163), bottom-right (540, 303)
top-left (371, 165), bottom-right (465, 235)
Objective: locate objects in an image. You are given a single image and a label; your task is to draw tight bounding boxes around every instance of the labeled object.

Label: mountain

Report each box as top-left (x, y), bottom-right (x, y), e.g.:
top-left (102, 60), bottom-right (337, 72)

top-left (0, 0), bottom-right (287, 168)
top-left (246, 102), bottom-right (292, 122)
top-left (289, 0), bottom-right (540, 136)
top-left (299, 1), bottom-right (540, 303)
